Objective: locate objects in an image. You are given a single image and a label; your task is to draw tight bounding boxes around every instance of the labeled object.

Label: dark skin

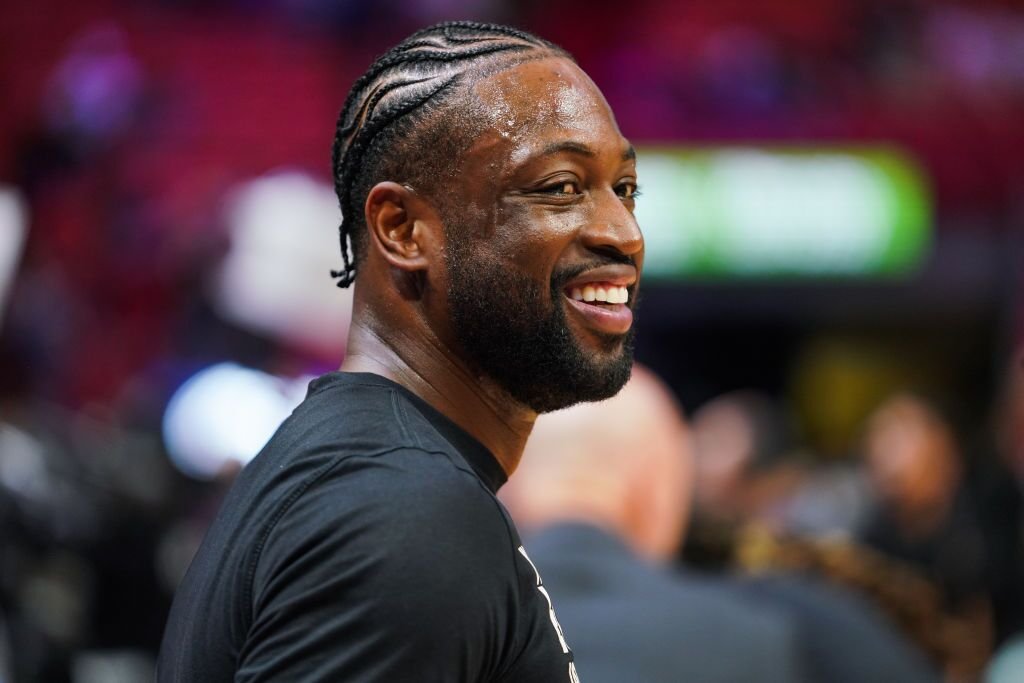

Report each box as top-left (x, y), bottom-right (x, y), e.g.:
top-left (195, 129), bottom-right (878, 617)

top-left (341, 57), bottom-right (643, 475)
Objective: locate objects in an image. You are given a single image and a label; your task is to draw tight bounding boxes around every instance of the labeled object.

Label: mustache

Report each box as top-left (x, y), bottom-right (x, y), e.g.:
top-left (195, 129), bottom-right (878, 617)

top-left (551, 253), bottom-right (639, 290)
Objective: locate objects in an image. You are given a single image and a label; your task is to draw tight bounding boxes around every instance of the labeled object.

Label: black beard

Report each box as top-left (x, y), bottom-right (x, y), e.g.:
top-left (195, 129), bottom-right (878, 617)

top-left (445, 246), bottom-right (635, 413)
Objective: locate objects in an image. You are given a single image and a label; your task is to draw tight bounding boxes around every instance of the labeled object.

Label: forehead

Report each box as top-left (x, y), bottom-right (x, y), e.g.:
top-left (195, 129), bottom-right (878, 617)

top-left (464, 56), bottom-right (628, 169)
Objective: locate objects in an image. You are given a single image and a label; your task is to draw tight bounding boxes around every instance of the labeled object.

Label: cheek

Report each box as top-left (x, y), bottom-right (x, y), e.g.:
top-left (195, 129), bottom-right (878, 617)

top-left (492, 202), bottom-right (585, 272)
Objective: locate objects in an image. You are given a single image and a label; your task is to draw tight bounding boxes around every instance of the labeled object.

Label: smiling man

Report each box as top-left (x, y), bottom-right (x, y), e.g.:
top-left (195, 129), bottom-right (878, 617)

top-left (158, 21), bottom-right (641, 682)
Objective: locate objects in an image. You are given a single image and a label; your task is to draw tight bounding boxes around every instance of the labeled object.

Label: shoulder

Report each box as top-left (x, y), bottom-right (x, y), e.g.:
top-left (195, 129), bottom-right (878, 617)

top-left (237, 448), bottom-right (522, 681)
top-left (274, 445), bottom-right (505, 534)
top-left (254, 447), bottom-right (519, 602)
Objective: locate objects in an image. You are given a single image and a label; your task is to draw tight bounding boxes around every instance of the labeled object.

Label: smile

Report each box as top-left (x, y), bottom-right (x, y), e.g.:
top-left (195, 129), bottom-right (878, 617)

top-left (563, 280), bottom-right (634, 336)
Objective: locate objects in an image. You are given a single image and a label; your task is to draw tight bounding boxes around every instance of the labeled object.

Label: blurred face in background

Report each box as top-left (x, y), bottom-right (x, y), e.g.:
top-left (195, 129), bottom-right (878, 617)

top-left (691, 399), bottom-right (755, 517)
top-left (690, 392), bottom-right (803, 527)
top-left (863, 394), bottom-right (960, 519)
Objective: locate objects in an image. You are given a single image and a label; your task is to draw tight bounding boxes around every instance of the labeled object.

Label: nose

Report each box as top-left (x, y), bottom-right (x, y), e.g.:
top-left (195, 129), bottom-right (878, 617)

top-left (579, 190), bottom-right (644, 260)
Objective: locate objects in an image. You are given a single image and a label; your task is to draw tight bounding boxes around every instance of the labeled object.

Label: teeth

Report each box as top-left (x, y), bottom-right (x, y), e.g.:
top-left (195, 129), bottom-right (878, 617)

top-left (569, 285), bottom-right (630, 304)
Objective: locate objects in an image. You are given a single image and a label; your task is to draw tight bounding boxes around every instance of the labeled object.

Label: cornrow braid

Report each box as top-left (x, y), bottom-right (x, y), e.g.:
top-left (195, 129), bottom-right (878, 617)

top-left (329, 21), bottom-right (570, 287)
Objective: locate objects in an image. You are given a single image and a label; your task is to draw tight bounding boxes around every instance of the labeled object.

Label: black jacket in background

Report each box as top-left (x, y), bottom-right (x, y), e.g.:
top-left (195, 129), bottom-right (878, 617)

top-left (523, 522), bottom-right (806, 683)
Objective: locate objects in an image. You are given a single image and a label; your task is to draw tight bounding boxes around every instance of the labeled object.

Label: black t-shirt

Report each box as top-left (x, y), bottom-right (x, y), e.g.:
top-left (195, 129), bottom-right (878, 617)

top-left (157, 372), bottom-right (578, 682)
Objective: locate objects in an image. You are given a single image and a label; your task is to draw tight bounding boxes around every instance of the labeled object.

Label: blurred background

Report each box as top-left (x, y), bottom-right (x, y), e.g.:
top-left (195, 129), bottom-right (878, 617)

top-left (0, 0), bottom-right (1022, 681)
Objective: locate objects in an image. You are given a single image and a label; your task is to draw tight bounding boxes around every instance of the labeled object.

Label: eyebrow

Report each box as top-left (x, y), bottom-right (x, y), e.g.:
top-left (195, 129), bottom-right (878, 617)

top-left (539, 141), bottom-right (636, 162)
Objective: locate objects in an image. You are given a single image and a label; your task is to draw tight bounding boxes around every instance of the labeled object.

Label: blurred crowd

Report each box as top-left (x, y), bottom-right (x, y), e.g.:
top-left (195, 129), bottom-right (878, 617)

top-left (679, 378), bottom-right (1024, 681)
top-left (1, 0), bottom-right (1023, 681)
top-left (503, 361), bottom-right (1024, 682)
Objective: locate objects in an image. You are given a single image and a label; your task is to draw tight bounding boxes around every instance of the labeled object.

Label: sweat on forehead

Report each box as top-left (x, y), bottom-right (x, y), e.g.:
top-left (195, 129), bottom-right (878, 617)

top-left (465, 57), bottom-right (625, 168)
top-left (473, 57), bottom-right (596, 120)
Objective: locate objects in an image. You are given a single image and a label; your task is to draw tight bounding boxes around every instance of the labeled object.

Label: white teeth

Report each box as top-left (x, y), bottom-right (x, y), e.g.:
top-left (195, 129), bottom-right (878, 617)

top-left (609, 287), bottom-right (628, 304)
top-left (569, 284), bottom-right (630, 304)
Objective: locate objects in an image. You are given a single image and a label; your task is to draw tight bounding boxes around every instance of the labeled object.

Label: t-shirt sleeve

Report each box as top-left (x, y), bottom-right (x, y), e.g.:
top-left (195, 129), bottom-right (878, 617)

top-left (234, 450), bottom-right (517, 682)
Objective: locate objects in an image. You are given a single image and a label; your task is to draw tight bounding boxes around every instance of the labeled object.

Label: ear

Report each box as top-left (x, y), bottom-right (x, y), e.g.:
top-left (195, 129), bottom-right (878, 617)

top-left (364, 181), bottom-right (442, 274)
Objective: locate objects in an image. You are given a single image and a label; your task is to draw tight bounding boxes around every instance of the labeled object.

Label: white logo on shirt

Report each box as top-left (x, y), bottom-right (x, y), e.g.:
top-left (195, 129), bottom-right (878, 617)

top-left (517, 546), bottom-right (579, 682)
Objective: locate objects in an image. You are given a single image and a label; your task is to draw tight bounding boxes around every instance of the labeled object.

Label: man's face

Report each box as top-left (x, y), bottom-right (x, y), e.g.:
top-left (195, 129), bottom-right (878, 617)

top-left (438, 57), bottom-right (644, 413)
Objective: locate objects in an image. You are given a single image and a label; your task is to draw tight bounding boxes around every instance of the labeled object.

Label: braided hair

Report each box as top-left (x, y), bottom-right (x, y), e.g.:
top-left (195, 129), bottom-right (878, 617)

top-left (330, 21), bottom-right (570, 287)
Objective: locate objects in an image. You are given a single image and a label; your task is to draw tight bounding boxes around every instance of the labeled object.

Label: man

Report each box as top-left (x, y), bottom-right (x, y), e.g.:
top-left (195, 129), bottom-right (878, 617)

top-left (158, 21), bottom-right (641, 682)
top-left (500, 366), bottom-right (807, 683)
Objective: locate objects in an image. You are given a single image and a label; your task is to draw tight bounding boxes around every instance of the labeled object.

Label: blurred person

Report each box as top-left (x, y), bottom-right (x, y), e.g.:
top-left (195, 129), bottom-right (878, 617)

top-left (688, 390), bottom-right (869, 540)
top-left (858, 392), bottom-right (1005, 677)
top-left (860, 393), bottom-right (988, 611)
top-left (502, 366), bottom-right (807, 683)
top-left (688, 390), bottom-right (806, 532)
top-left (947, 348), bottom-right (1024, 650)
top-left (684, 391), bottom-right (944, 682)
top-left (0, 402), bottom-right (177, 682)
top-left (158, 21), bottom-right (643, 682)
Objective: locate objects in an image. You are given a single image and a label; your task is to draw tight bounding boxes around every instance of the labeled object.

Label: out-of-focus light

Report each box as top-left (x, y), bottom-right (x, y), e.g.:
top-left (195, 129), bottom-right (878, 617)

top-left (986, 634), bottom-right (1024, 683)
top-left (162, 363), bottom-right (310, 481)
top-left (634, 147), bottom-right (932, 279)
top-left (214, 171), bottom-right (352, 359)
top-left (0, 185), bottom-right (29, 324)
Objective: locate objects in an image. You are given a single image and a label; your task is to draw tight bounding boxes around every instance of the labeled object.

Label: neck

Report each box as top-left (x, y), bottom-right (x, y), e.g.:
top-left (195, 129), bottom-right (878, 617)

top-left (341, 315), bottom-right (536, 476)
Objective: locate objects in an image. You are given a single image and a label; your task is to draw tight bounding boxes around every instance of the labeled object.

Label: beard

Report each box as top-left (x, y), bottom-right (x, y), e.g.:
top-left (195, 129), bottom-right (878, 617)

top-left (445, 244), bottom-right (636, 413)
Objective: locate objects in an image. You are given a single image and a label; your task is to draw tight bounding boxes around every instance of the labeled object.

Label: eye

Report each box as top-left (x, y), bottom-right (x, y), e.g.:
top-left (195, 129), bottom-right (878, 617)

top-left (538, 181), bottom-right (581, 196)
top-left (616, 182), bottom-right (641, 200)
